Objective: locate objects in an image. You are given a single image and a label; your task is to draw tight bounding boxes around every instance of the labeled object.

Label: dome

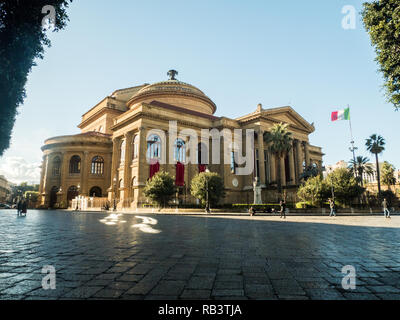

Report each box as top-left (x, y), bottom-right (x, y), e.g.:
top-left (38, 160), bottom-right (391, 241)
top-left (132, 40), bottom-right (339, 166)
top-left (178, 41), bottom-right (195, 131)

top-left (127, 77), bottom-right (217, 115)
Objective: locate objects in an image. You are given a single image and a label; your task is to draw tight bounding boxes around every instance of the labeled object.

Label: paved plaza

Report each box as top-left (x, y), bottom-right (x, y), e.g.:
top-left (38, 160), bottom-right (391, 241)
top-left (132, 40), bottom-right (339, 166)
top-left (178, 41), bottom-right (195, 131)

top-left (0, 210), bottom-right (400, 300)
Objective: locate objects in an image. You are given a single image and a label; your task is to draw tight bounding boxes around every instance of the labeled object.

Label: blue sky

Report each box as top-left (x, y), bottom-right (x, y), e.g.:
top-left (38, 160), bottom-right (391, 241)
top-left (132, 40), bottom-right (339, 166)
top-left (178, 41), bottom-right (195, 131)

top-left (1, 0), bottom-right (398, 183)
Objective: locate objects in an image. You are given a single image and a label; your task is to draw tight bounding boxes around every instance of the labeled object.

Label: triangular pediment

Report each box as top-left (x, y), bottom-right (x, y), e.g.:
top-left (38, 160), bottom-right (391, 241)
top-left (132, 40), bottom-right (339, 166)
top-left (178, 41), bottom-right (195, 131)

top-left (237, 106), bottom-right (314, 133)
top-left (265, 108), bottom-right (313, 132)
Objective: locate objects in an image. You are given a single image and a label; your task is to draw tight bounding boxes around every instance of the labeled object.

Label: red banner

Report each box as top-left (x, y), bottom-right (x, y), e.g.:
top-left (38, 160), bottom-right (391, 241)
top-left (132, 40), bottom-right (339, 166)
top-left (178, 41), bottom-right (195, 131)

top-left (175, 162), bottom-right (185, 186)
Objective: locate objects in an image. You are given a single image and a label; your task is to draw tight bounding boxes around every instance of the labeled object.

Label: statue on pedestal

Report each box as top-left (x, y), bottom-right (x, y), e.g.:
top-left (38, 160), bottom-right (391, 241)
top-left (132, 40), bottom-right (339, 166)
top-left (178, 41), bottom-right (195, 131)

top-left (253, 177), bottom-right (262, 205)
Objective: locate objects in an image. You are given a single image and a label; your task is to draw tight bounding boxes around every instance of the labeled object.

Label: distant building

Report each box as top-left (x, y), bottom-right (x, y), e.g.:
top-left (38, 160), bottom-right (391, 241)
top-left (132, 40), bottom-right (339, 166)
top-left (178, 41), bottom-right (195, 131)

top-left (323, 160), bottom-right (348, 177)
top-left (0, 175), bottom-right (11, 203)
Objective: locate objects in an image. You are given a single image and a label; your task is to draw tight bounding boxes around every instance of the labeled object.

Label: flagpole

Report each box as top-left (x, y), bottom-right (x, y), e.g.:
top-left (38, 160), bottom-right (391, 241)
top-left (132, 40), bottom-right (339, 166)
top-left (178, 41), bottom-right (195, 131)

top-left (348, 105), bottom-right (358, 178)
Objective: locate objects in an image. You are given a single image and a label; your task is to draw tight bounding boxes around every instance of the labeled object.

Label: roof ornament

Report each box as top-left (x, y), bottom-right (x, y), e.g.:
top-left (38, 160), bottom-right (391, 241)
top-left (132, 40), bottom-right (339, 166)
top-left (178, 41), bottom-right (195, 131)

top-left (256, 103), bottom-right (263, 112)
top-left (167, 69), bottom-right (178, 80)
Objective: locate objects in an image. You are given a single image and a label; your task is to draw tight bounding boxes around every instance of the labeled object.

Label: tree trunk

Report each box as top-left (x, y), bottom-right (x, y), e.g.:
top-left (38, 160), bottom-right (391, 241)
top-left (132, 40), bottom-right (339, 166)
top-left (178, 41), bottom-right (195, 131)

top-left (375, 153), bottom-right (381, 199)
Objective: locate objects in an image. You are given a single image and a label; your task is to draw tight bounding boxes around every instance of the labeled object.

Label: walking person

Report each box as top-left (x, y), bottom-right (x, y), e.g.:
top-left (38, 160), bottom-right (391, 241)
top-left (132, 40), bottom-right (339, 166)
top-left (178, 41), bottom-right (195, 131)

top-left (280, 200), bottom-right (286, 219)
top-left (329, 198), bottom-right (336, 217)
top-left (382, 198), bottom-right (391, 219)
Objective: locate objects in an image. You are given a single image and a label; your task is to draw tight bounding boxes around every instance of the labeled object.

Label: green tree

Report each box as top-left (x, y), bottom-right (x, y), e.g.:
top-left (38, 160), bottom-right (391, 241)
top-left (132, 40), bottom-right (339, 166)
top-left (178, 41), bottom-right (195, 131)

top-left (362, 0), bottom-right (400, 110)
top-left (143, 171), bottom-right (176, 208)
top-left (0, 1), bottom-right (72, 156)
top-left (365, 134), bottom-right (385, 198)
top-left (325, 168), bottom-right (365, 206)
top-left (381, 161), bottom-right (396, 189)
top-left (297, 175), bottom-right (326, 207)
top-left (348, 156), bottom-right (374, 186)
top-left (10, 182), bottom-right (39, 201)
top-left (263, 123), bottom-right (293, 194)
top-left (300, 164), bottom-right (321, 182)
top-left (191, 171), bottom-right (225, 210)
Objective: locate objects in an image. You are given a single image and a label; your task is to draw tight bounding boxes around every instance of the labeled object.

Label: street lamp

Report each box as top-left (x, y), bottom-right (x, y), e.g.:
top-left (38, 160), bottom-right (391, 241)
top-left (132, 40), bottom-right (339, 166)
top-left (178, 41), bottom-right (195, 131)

top-left (113, 177), bottom-right (117, 211)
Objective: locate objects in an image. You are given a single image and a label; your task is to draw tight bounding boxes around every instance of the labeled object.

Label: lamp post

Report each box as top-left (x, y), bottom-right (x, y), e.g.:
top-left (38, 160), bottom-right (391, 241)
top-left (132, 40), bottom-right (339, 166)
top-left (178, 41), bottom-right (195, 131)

top-left (113, 177), bottom-right (117, 211)
top-left (76, 184), bottom-right (81, 211)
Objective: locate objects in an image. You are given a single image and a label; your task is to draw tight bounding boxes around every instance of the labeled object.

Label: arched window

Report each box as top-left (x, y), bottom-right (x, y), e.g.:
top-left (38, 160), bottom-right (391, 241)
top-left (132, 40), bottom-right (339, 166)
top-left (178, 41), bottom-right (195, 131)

top-left (147, 134), bottom-right (161, 160)
top-left (174, 139), bottom-right (186, 163)
top-left (132, 177), bottom-right (136, 187)
top-left (132, 135), bottom-right (139, 160)
top-left (67, 185), bottom-right (79, 201)
top-left (89, 186), bottom-right (102, 197)
top-left (91, 156), bottom-right (104, 175)
top-left (69, 155), bottom-right (81, 174)
top-left (120, 139), bottom-right (126, 165)
top-left (119, 179), bottom-right (124, 189)
top-left (52, 156), bottom-right (61, 176)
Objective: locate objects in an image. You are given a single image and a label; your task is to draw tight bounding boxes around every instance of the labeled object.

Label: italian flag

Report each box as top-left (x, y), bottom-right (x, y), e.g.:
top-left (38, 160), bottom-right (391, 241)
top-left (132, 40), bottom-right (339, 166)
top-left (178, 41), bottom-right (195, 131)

top-left (331, 108), bottom-right (350, 121)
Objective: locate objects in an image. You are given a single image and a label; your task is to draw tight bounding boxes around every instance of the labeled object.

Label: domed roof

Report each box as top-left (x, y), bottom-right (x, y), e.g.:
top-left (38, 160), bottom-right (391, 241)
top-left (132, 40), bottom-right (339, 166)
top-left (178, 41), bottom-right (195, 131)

top-left (127, 72), bottom-right (217, 115)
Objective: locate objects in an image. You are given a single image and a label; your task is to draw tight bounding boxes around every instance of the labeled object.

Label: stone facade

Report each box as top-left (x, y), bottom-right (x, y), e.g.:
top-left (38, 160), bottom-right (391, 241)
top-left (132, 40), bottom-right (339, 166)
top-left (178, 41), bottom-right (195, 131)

top-left (39, 73), bottom-right (324, 208)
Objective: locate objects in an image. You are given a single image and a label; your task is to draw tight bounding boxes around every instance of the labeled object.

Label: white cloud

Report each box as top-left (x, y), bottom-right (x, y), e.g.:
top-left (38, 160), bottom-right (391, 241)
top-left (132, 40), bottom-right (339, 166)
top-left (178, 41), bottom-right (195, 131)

top-left (0, 156), bottom-right (41, 185)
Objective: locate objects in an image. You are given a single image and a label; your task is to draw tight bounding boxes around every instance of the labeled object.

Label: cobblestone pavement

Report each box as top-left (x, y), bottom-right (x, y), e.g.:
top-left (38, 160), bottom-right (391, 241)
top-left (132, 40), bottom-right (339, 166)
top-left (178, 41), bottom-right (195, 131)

top-left (1, 210), bottom-right (400, 300)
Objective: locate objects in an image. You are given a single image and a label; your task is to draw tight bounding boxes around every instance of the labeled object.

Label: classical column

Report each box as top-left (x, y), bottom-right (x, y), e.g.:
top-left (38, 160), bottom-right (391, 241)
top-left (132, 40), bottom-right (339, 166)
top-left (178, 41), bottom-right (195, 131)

top-left (296, 140), bottom-right (303, 177)
top-left (110, 137), bottom-right (121, 191)
top-left (39, 155), bottom-right (46, 194)
top-left (289, 146), bottom-right (296, 185)
top-left (137, 127), bottom-right (147, 198)
top-left (81, 151), bottom-right (90, 196)
top-left (42, 155), bottom-right (49, 194)
top-left (304, 141), bottom-right (310, 167)
top-left (270, 152), bottom-right (276, 183)
top-left (60, 151), bottom-right (69, 202)
top-left (257, 129), bottom-right (266, 185)
top-left (123, 132), bottom-right (133, 207)
top-left (280, 156), bottom-right (286, 187)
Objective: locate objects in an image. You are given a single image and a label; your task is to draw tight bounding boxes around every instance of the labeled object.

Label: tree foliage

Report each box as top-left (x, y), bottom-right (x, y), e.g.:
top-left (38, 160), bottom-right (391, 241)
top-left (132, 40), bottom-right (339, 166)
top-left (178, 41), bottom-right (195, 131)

top-left (10, 182), bottom-right (39, 201)
top-left (0, 0), bottom-right (72, 156)
top-left (143, 171), bottom-right (176, 207)
top-left (190, 172), bottom-right (225, 207)
top-left (362, 0), bottom-right (400, 109)
top-left (365, 134), bottom-right (385, 196)
top-left (297, 168), bottom-right (365, 207)
top-left (299, 164), bottom-right (320, 182)
top-left (348, 156), bottom-right (374, 185)
top-left (325, 168), bottom-right (365, 206)
top-left (381, 161), bottom-right (396, 188)
top-left (297, 175), bottom-right (325, 207)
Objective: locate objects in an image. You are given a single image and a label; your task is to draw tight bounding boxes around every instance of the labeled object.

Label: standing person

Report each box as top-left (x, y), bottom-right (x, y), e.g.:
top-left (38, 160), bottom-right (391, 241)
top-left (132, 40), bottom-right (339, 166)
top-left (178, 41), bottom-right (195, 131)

top-left (280, 200), bottom-right (286, 219)
top-left (329, 198), bottom-right (336, 217)
top-left (21, 200), bottom-right (27, 217)
top-left (382, 198), bottom-right (391, 219)
top-left (17, 199), bottom-right (22, 216)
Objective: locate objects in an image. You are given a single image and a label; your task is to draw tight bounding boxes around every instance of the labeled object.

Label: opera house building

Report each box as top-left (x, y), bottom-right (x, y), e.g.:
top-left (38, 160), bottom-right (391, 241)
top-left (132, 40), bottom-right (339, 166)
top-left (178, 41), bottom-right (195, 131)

top-left (38, 71), bottom-right (323, 209)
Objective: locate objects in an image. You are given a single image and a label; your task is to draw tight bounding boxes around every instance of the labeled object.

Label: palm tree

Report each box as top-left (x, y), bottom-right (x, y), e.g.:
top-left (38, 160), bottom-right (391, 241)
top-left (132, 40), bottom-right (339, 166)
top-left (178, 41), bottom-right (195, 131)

top-left (348, 156), bottom-right (374, 186)
top-left (263, 123), bottom-right (292, 195)
top-left (365, 134), bottom-right (385, 198)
